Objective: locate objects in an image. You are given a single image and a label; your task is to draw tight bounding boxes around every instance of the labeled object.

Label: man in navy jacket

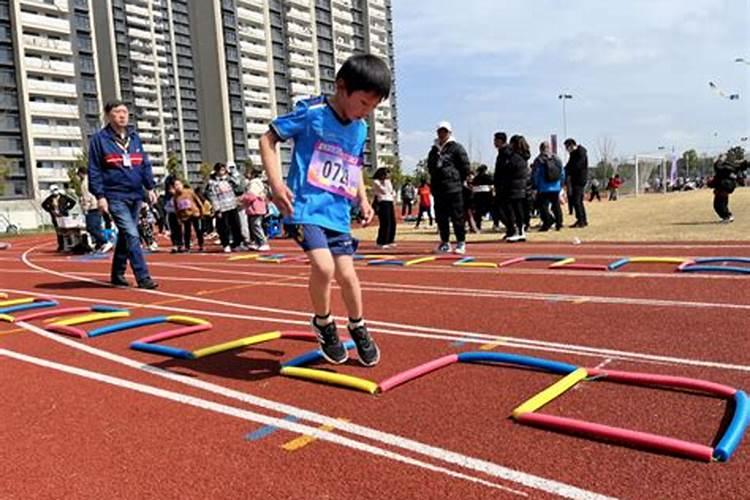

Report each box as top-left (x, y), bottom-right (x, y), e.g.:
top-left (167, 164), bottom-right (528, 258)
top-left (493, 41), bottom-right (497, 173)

top-left (88, 100), bottom-right (158, 289)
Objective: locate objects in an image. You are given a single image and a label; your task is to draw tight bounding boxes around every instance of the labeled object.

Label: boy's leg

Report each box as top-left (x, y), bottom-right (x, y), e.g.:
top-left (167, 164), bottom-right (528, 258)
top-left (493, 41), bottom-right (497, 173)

top-left (334, 254), bottom-right (380, 367)
top-left (307, 248), bottom-right (348, 364)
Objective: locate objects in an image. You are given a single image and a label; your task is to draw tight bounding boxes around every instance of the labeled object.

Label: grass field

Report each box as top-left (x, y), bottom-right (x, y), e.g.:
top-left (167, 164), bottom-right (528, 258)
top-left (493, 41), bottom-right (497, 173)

top-left (354, 188), bottom-right (750, 243)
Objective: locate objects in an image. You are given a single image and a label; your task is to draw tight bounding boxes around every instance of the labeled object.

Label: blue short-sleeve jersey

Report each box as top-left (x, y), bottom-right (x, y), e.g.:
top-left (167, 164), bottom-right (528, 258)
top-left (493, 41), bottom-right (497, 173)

top-left (270, 96), bottom-right (368, 234)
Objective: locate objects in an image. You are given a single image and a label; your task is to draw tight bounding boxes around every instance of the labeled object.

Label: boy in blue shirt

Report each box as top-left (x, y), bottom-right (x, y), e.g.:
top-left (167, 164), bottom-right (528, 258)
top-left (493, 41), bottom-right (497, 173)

top-left (260, 54), bottom-right (391, 366)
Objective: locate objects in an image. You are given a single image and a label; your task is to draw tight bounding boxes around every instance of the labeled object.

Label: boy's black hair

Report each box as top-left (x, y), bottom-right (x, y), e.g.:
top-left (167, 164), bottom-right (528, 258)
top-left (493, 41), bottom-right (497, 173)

top-left (564, 138), bottom-right (577, 147)
top-left (104, 99), bottom-right (127, 114)
top-left (336, 54), bottom-right (391, 99)
top-left (494, 132), bottom-right (507, 142)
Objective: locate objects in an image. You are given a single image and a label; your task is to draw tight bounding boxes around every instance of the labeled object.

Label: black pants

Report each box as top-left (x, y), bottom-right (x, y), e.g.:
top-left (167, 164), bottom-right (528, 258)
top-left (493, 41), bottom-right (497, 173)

top-left (504, 198), bottom-right (527, 235)
top-left (713, 191), bottom-right (732, 219)
top-left (570, 184), bottom-right (587, 224)
top-left (589, 188), bottom-right (601, 202)
top-left (217, 208), bottom-right (243, 248)
top-left (415, 204), bottom-right (433, 227)
top-left (494, 195), bottom-right (511, 232)
top-left (539, 191), bottom-right (563, 229)
top-left (376, 200), bottom-right (396, 246)
top-left (401, 199), bottom-right (413, 217)
top-left (182, 217), bottom-right (204, 249)
top-left (167, 212), bottom-right (182, 247)
top-left (434, 191), bottom-right (465, 243)
top-left (473, 193), bottom-right (493, 230)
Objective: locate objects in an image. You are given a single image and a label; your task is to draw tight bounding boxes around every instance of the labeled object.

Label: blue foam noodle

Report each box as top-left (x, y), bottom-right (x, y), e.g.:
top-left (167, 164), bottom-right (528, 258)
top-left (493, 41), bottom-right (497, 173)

top-left (368, 260), bottom-right (405, 266)
top-left (88, 316), bottom-right (168, 337)
top-left (91, 305), bottom-right (129, 312)
top-left (525, 255), bottom-right (568, 262)
top-left (714, 390), bottom-right (750, 461)
top-left (694, 257), bottom-right (750, 265)
top-left (130, 341), bottom-right (194, 359)
top-left (0, 300), bottom-right (58, 315)
top-left (282, 340), bottom-right (356, 367)
top-left (682, 265), bottom-right (750, 275)
top-left (608, 258), bottom-right (630, 271)
top-left (457, 351), bottom-right (578, 375)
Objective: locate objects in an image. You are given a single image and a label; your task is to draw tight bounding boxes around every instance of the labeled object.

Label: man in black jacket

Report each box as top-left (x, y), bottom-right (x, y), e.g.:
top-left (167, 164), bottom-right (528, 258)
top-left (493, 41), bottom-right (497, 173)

top-left (492, 132), bottom-right (513, 237)
top-left (564, 138), bottom-right (589, 228)
top-left (427, 121), bottom-right (470, 254)
top-left (711, 155), bottom-right (749, 222)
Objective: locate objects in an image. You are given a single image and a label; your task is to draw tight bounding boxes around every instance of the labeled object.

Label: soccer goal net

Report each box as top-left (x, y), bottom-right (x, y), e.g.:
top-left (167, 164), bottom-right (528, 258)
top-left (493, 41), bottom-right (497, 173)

top-left (615, 155), bottom-right (667, 196)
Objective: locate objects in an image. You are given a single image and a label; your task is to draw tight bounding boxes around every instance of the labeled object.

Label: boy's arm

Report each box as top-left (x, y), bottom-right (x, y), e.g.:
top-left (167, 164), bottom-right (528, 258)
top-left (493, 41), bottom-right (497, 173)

top-left (357, 168), bottom-right (373, 225)
top-left (259, 130), bottom-right (294, 216)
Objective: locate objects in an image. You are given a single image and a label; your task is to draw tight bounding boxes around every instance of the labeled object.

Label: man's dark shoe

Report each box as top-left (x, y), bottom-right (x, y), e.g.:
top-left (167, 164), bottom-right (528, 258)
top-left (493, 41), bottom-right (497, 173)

top-left (348, 324), bottom-right (380, 367)
top-left (137, 278), bottom-right (159, 290)
top-left (110, 275), bottom-right (130, 287)
top-left (312, 318), bottom-right (348, 364)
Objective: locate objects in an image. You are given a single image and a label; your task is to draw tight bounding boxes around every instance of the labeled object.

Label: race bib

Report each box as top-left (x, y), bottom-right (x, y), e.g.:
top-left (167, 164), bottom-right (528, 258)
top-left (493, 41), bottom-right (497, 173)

top-left (307, 141), bottom-right (361, 200)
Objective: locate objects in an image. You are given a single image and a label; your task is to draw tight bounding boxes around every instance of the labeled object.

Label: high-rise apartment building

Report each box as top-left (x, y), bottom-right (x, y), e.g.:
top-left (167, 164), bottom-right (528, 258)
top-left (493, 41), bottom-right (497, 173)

top-left (189, 0), bottom-right (398, 175)
top-left (92, 0), bottom-right (203, 181)
top-left (0, 0), bottom-right (102, 226)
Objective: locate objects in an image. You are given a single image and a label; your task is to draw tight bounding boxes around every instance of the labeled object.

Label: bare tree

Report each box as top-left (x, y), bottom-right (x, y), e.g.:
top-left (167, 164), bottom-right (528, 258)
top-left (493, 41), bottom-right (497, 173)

top-left (596, 135), bottom-right (617, 168)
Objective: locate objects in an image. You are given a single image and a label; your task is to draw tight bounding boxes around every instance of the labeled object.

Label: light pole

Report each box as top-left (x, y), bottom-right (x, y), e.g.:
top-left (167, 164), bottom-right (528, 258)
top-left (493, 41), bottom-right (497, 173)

top-left (558, 93), bottom-right (573, 140)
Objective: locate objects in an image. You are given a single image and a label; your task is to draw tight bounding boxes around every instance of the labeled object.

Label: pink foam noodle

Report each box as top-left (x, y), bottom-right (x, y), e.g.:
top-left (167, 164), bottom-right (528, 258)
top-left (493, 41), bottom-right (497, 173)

top-left (379, 354), bottom-right (458, 393)
top-left (497, 257), bottom-right (526, 268)
top-left (14, 307), bottom-right (91, 322)
top-left (587, 368), bottom-right (736, 398)
top-left (136, 323), bottom-right (212, 344)
top-left (280, 331), bottom-right (318, 341)
top-left (516, 412), bottom-right (715, 462)
top-left (46, 324), bottom-right (88, 339)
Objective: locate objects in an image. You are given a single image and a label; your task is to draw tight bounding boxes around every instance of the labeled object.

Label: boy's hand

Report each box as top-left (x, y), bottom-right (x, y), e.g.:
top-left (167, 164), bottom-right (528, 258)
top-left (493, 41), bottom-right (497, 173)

top-left (359, 199), bottom-right (374, 226)
top-left (270, 182), bottom-right (295, 216)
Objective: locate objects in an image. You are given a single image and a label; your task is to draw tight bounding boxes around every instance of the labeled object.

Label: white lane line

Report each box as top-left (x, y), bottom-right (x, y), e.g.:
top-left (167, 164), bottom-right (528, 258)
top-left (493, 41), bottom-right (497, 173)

top-left (7, 324), bottom-right (611, 500)
top-left (0, 348), bottom-right (531, 498)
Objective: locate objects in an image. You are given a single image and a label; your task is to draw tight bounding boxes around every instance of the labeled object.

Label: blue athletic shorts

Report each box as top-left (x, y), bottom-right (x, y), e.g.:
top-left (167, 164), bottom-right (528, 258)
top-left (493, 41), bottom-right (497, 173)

top-left (285, 224), bottom-right (358, 256)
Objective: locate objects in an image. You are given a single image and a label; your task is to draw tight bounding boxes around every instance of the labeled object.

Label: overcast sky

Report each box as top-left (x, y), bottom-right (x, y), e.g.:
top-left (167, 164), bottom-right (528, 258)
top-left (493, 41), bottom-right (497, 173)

top-left (391, 0), bottom-right (750, 171)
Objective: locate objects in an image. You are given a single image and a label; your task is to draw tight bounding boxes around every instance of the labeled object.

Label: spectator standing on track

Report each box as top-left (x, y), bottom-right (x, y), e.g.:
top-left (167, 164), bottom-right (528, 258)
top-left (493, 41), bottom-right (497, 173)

top-left (532, 141), bottom-right (565, 231)
top-left (171, 179), bottom-right (205, 252)
top-left (240, 169), bottom-right (271, 251)
top-left (463, 170), bottom-right (479, 233)
top-left (259, 54), bottom-right (388, 367)
top-left (471, 164), bottom-right (493, 231)
top-left (564, 138), bottom-right (589, 228)
top-left (427, 121), bottom-right (470, 254)
top-left (88, 100), bottom-right (158, 289)
top-left (493, 131), bottom-right (513, 238)
top-left (502, 135), bottom-right (531, 242)
top-left (163, 173), bottom-right (182, 253)
top-left (414, 180), bottom-right (433, 228)
top-left (372, 167), bottom-right (397, 248)
top-left (77, 167), bottom-right (111, 253)
top-left (207, 163), bottom-right (244, 253)
top-left (42, 185), bottom-right (76, 252)
top-left (400, 180), bottom-right (416, 218)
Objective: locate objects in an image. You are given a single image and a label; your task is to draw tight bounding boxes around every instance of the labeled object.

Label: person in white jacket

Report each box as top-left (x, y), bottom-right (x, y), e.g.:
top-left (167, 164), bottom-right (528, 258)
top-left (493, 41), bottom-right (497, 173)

top-left (372, 167), bottom-right (396, 248)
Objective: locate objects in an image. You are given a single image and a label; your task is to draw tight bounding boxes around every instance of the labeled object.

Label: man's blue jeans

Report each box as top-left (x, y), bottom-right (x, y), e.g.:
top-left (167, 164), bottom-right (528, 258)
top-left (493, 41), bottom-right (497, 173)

top-left (108, 199), bottom-right (150, 282)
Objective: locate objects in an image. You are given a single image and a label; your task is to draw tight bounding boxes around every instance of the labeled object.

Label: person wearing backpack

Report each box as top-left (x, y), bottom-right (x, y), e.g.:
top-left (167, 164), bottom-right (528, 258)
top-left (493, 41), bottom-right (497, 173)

top-left (711, 155), bottom-right (749, 223)
top-left (532, 141), bottom-right (565, 231)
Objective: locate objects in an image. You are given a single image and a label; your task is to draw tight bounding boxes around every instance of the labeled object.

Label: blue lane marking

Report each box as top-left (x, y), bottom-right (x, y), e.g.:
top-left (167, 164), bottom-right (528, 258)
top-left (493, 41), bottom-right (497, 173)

top-left (245, 415), bottom-right (299, 441)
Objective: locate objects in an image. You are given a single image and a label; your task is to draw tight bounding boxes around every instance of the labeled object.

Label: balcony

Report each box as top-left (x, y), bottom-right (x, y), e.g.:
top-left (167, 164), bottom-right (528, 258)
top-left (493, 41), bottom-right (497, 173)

top-left (143, 143), bottom-right (163, 154)
top-left (290, 82), bottom-right (315, 95)
top-left (242, 74), bottom-right (270, 88)
top-left (237, 7), bottom-right (264, 25)
top-left (124, 3), bottom-right (149, 18)
top-left (333, 10), bottom-right (354, 24)
top-left (22, 35), bottom-right (72, 55)
top-left (241, 58), bottom-right (268, 72)
top-left (289, 52), bottom-right (314, 67)
top-left (37, 167), bottom-right (71, 182)
top-left (288, 38), bottom-right (313, 53)
top-left (20, 12), bottom-right (70, 34)
top-left (239, 41), bottom-right (267, 57)
top-left (35, 145), bottom-right (83, 160)
top-left (289, 67), bottom-right (314, 81)
top-left (287, 22), bottom-right (313, 38)
top-left (286, 8), bottom-right (311, 23)
top-left (238, 26), bottom-right (265, 42)
top-left (31, 124), bottom-right (82, 139)
top-left (246, 122), bottom-right (268, 134)
top-left (332, 0), bottom-right (352, 7)
top-left (26, 79), bottom-right (77, 97)
top-left (128, 27), bottom-right (152, 41)
top-left (24, 57), bottom-right (75, 77)
top-left (244, 106), bottom-right (272, 120)
top-left (20, 0), bottom-right (69, 13)
top-left (244, 90), bottom-right (271, 103)
top-left (28, 101), bottom-right (79, 118)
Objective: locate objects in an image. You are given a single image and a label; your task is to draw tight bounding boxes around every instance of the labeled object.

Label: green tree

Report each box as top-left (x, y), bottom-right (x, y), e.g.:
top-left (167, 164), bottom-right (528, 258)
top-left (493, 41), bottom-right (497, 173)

top-left (0, 156), bottom-right (9, 198)
top-left (198, 162), bottom-right (213, 182)
top-left (165, 152), bottom-right (182, 179)
top-left (378, 155), bottom-right (405, 188)
top-left (66, 152), bottom-right (88, 197)
top-left (242, 158), bottom-right (255, 175)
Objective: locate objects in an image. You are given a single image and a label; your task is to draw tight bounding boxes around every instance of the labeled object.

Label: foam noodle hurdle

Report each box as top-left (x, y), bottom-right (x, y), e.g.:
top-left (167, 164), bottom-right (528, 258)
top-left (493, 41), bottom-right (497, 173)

top-left (511, 368), bottom-right (588, 418)
top-left (456, 351), bottom-right (578, 375)
top-left (379, 354), bottom-right (458, 393)
top-left (609, 257), bottom-right (689, 271)
top-left (0, 292), bottom-right (7, 299)
top-left (46, 310), bottom-right (131, 338)
top-left (680, 261), bottom-right (750, 275)
top-left (404, 256), bottom-right (437, 267)
top-left (228, 254), bottom-right (264, 261)
top-left (454, 261), bottom-right (498, 269)
top-left (0, 297), bottom-right (59, 321)
top-left (556, 263), bottom-right (610, 272)
top-left (368, 259), bottom-right (405, 266)
top-left (496, 255), bottom-right (570, 269)
top-left (548, 257), bottom-right (576, 269)
top-left (513, 366), bottom-right (750, 462)
top-left (10, 304), bottom-right (125, 324)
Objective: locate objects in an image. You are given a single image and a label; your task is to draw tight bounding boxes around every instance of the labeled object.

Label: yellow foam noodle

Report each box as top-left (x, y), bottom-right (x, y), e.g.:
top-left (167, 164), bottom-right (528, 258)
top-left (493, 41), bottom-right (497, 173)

top-left (0, 314), bottom-right (15, 323)
top-left (404, 256), bottom-right (437, 267)
top-left (0, 297), bottom-right (35, 307)
top-left (512, 368), bottom-right (588, 419)
top-left (549, 257), bottom-right (576, 268)
top-left (362, 254), bottom-right (389, 259)
top-left (257, 258), bottom-right (282, 264)
top-left (228, 254), bottom-right (262, 261)
top-left (0, 292), bottom-right (8, 299)
top-left (455, 261), bottom-right (498, 269)
top-left (280, 366), bottom-right (379, 394)
top-left (628, 257), bottom-right (687, 264)
top-left (192, 331), bottom-right (282, 359)
top-left (166, 315), bottom-right (210, 326)
top-left (52, 311), bottom-right (130, 327)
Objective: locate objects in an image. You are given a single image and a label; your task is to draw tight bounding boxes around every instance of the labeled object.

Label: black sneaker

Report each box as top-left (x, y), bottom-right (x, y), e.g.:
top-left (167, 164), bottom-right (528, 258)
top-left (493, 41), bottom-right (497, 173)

top-left (312, 318), bottom-right (348, 364)
top-left (110, 275), bottom-right (130, 287)
top-left (137, 278), bottom-right (159, 290)
top-left (348, 324), bottom-right (380, 367)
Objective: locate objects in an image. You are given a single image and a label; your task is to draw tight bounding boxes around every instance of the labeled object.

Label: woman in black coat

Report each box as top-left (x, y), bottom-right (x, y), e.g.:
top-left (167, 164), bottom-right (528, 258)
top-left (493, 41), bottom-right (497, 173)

top-left (502, 135), bottom-right (531, 242)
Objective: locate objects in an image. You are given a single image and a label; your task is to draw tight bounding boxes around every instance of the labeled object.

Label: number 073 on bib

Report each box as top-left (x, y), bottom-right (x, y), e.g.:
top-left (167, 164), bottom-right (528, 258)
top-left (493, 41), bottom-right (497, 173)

top-left (306, 141), bottom-right (362, 200)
